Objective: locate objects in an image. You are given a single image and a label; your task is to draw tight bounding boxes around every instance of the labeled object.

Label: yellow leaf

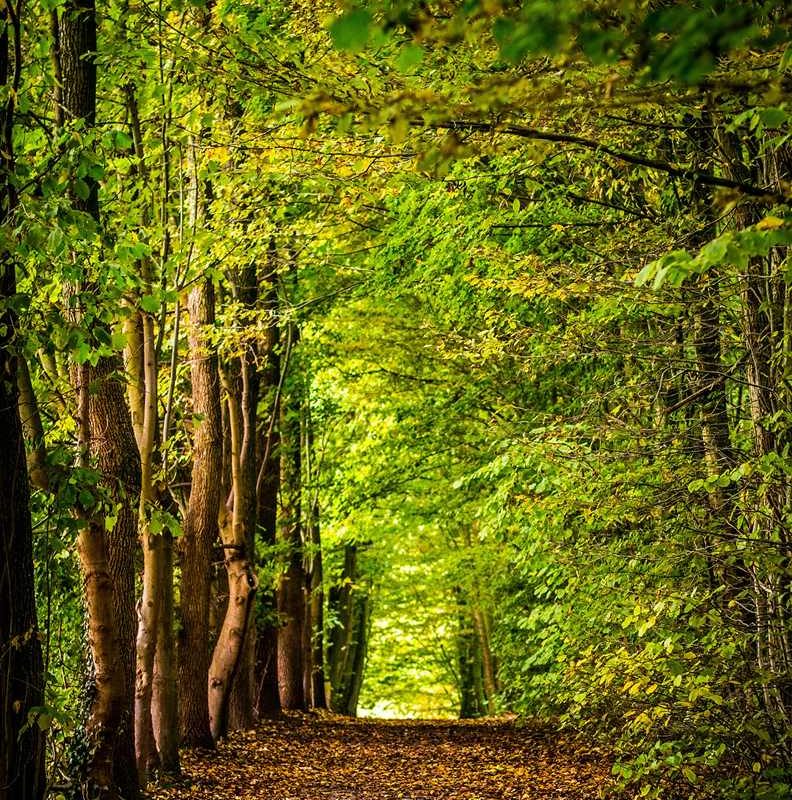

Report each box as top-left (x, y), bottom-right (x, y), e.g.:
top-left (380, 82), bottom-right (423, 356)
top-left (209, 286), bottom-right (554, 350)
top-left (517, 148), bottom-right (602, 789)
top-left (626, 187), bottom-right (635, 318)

top-left (756, 215), bottom-right (785, 230)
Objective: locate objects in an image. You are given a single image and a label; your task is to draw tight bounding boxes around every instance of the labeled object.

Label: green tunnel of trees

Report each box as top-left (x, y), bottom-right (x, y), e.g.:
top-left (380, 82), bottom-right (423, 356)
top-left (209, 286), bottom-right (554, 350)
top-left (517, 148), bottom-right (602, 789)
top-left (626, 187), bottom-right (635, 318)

top-left (1, 1), bottom-right (791, 799)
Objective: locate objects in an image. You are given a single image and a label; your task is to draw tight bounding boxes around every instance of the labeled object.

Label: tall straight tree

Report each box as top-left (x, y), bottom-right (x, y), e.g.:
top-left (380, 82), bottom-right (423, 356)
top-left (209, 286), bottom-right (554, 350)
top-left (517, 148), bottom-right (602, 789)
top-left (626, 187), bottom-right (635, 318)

top-left (0, 4), bottom-right (45, 797)
top-left (57, 1), bottom-right (140, 795)
top-left (327, 543), bottom-right (370, 717)
top-left (277, 316), bottom-right (307, 711)
top-left (254, 244), bottom-right (282, 717)
top-left (228, 259), bottom-right (262, 730)
top-left (303, 401), bottom-right (327, 709)
top-left (178, 135), bottom-right (224, 747)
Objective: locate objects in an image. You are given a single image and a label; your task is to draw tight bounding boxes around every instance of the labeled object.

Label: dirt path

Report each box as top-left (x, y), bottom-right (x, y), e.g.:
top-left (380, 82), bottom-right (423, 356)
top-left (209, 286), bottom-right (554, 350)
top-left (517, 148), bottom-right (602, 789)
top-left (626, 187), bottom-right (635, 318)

top-left (149, 713), bottom-right (615, 799)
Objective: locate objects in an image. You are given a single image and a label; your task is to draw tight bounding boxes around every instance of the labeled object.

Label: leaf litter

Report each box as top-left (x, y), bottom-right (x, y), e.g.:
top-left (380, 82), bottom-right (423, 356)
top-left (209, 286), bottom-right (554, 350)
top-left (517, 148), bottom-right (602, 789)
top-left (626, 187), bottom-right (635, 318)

top-left (149, 712), bottom-right (618, 799)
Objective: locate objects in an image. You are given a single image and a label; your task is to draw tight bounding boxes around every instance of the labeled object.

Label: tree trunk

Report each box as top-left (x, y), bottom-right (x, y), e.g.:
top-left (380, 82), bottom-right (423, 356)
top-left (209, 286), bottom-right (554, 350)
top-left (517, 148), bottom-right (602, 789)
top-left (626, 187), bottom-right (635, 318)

top-left (177, 131), bottom-right (224, 747)
top-left (208, 372), bottom-right (259, 740)
top-left (716, 125), bottom-right (792, 711)
top-left (255, 427), bottom-right (282, 716)
top-left (133, 298), bottom-right (169, 783)
top-left (327, 544), bottom-right (370, 716)
top-left (471, 608), bottom-right (496, 714)
top-left (277, 360), bottom-right (307, 711)
top-left (304, 409), bottom-right (327, 709)
top-left (455, 590), bottom-right (484, 719)
top-left (228, 262), bottom-right (261, 731)
top-left (59, 2), bottom-right (140, 795)
top-left (254, 250), bottom-right (282, 717)
top-left (0, 12), bottom-right (45, 795)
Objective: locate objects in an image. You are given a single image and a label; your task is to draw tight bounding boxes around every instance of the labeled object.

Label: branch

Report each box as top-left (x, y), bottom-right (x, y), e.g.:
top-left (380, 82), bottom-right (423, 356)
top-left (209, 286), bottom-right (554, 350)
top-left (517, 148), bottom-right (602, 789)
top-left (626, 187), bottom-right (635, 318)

top-left (435, 120), bottom-right (785, 199)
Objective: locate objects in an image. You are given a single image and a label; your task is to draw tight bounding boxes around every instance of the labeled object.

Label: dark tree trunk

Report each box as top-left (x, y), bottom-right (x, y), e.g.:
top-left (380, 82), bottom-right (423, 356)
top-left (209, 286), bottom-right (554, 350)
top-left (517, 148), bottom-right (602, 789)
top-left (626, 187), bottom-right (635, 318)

top-left (277, 352), bottom-right (306, 710)
top-left (255, 423), bottom-right (281, 716)
top-left (0, 13), bottom-right (45, 797)
top-left (0, 318), bottom-right (45, 800)
top-left (455, 589), bottom-right (484, 719)
top-left (254, 252), bottom-right (281, 717)
top-left (327, 544), bottom-right (370, 716)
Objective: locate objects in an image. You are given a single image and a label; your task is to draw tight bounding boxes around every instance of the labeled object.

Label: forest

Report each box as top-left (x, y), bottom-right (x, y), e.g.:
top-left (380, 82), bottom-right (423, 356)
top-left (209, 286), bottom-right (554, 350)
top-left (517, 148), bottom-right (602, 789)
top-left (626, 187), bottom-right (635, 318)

top-left (1, 1), bottom-right (791, 798)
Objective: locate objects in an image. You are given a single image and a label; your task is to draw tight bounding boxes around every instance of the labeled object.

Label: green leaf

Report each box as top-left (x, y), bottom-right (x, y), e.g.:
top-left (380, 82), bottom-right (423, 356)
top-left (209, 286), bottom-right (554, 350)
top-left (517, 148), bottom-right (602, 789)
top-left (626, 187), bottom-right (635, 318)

top-left (329, 9), bottom-right (372, 53)
top-left (73, 179), bottom-right (91, 201)
top-left (140, 294), bottom-right (160, 313)
top-left (758, 107), bottom-right (787, 128)
top-left (113, 130), bottom-right (133, 149)
top-left (395, 44), bottom-right (423, 73)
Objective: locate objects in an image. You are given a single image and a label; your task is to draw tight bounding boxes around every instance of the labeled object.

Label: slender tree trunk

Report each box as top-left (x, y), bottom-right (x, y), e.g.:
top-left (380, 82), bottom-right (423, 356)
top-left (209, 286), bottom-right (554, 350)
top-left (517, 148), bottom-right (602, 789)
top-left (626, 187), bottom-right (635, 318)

top-left (208, 368), bottom-right (259, 740)
top-left (304, 410), bottom-right (327, 709)
top-left (59, 3), bottom-right (140, 794)
top-left (177, 133), bottom-right (223, 747)
top-left (0, 11), bottom-right (45, 795)
top-left (344, 595), bottom-right (370, 717)
top-left (471, 608), bottom-right (496, 714)
top-left (306, 522), bottom-right (327, 710)
top-left (716, 122), bottom-right (792, 710)
top-left (228, 262), bottom-right (261, 731)
top-left (133, 298), bottom-right (168, 782)
top-left (152, 529), bottom-right (179, 774)
top-left (455, 589), bottom-right (484, 719)
top-left (17, 355), bottom-right (50, 491)
top-left (277, 357), bottom-right (307, 710)
top-left (327, 544), bottom-right (370, 716)
top-left (121, 87), bottom-right (180, 779)
top-left (254, 250), bottom-right (282, 717)
top-left (255, 420), bottom-right (282, 716)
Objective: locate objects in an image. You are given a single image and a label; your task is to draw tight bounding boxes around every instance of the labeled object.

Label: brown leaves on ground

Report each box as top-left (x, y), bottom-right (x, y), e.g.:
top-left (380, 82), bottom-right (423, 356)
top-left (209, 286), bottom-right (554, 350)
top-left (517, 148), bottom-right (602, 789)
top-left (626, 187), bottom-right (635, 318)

top-left (149, 713), bottom-right (617, 799)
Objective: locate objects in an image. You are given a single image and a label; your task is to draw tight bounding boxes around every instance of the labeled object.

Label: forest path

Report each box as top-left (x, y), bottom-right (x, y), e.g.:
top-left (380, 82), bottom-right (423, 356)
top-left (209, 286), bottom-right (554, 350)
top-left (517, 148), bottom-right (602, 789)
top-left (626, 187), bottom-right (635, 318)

top-left (149, 713), bottom-right (614, 799)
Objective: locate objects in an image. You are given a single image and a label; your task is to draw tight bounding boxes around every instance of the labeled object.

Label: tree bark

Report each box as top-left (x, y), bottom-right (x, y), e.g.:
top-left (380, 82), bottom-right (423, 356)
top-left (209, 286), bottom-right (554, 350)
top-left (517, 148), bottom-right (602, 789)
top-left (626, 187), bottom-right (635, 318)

top-left (208, 362), bottom-right (259, 740)
top-left (719, 129), bottom-right (792, 709)
top-left (327, 544), bottom-right (370, 716)
top-left (178, 136), bottom-right (224, 747)
top-left (254, 250), bottom-right (282, 717)
top-left (303, 409), bottom-right (327, 709)
top-left (0, 10), bottom-right (45, 795)
top-left (59, 2), bottom-right (140, 794)
top-left (228, 262), bottom-right (261, 731)
top-left (152, 530), bottom-right (179, 774)
top-left (277, 358), bottom-right (307, 711)
top-left (455, 589), bottom-right (484, 719)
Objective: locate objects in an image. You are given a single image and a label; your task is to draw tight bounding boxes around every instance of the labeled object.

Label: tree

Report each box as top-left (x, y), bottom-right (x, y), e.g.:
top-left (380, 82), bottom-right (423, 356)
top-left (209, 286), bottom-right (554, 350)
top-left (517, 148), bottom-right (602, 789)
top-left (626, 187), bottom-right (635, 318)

top-left (0, 4), bottom-right (45, 796)
top-left (57, 0), bottom-right (140, 794)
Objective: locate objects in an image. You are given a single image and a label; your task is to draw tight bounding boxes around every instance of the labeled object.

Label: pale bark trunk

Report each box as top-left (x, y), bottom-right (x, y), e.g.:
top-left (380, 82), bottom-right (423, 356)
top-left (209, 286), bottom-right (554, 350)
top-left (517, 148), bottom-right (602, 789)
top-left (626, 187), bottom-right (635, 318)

top-left (134, 308), bottom-right (164, 783)
top-left (208, 372), bottom-right (259, 740)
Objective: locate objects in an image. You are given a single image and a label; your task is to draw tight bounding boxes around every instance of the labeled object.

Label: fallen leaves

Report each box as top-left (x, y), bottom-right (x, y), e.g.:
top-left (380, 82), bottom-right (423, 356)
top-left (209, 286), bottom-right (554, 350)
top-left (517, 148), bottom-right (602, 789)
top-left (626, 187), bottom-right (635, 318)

top-left (149, 713), bottom-right (617, 799)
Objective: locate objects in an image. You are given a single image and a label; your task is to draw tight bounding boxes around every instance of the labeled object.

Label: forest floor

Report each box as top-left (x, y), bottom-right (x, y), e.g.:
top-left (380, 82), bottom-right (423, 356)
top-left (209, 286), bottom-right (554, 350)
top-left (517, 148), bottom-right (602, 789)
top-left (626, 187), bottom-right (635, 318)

top-left (148, 713), bottom-right (617, 799)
